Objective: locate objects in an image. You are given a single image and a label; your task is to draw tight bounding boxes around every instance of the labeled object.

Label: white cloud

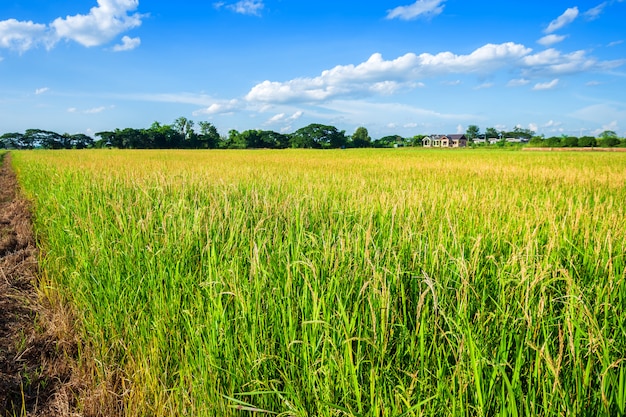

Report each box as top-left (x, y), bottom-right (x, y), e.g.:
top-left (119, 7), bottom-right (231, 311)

top-left (544, 7), bottom-right (578, 34)
top-left (266, 113), bottom-right (286, 124)
top-left (246, 42), bottom-right (532, 103)
top-left (538, 34), bottom-right (566, 46)
top-left (217, 0), bottom-right (264, 16)
top-left (543, 120), bottom-right (562, 129)
top-left (533, 79), bottom-right (559, 90)
top-left (386, 0), bottom-right (446, 20)
top-left (84, 106), bottom-right (107, 114)
top-left (0, 0), bottom-right (144, 52)
top-left (584, 2), bottom-right (607, 20)
top-left (608, 40), bottom-right (624, 47)
top-left (35, 87), bottom-right (50, 95)
top-left (67, 105), bottom-right (114, 114)
top-left (0, 19), bottom-right (50, 52)
top-left (522, 48), bottom-right (623, 76)
top-left (113, 35), bottom-right (140, 51)
top-left (193, 99), bottom-right (241, 116)
top-left (51, 0), bottom-right (143, 47)
top-left (265, 111), bottom-right (303, 125)
top-left (507, 78), bottom-right (530, 87)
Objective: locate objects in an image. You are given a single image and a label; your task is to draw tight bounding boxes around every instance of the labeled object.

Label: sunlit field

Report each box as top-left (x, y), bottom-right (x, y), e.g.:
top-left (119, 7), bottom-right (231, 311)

top-left (12, 149), bottom-right (626, 416)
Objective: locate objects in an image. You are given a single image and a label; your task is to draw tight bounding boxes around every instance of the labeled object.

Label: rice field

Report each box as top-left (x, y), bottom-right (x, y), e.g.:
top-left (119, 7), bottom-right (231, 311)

top-left (11, 148), bottom-right (626, 416)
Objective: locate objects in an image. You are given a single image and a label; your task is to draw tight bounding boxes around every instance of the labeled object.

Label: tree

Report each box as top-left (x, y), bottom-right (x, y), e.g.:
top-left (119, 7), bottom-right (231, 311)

top-left (225, 129), bottom-right (246, 149)
top-left (545, 136), bottom-right (561, 147)
top-left (351, 127), bottom-right (371, 148)
top-left (485, 127), bottom-right (499, 140)
top-left (598, 130), bottom-right (620, 147)
top-left (292, 124), bottom-right (347, 149)
top-left (172, 116), bottom-right (197, 147)
top-left (410, 135), bottom-right (426, 147)
top-left (239, 130), bottom-right (267, 148)
top-left (95, 131), bottom-right (117, 148)
top-left (528, 136), bottom-right (545, 146)
top-left (512, 126), bottom-right (533, 139)
top-left (561, 136), bottom-right (578, 147)
top-left (466, 125), bottom-right (480, 141)
top-left (373, 135), bottom-right (403, 148)
top-left (23, 129), bottom-right (63, 149)
top-left (197, 122), bottom-right (221, 148)
top-left (0, 132), bottom-right (24, 149)
top-left (72, 133), bottom-right (94, 149)
top-left (258, 130), bottom-right (290, 149)
top-left (578, 136), bottom-right (597, 147)
top-left (1, 132), bottom-right (25, 149)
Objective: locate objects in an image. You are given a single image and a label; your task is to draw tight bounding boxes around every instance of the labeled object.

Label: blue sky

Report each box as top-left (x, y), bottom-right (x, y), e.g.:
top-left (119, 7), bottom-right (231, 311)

top-left (1, 0), bottom-right (625, 139)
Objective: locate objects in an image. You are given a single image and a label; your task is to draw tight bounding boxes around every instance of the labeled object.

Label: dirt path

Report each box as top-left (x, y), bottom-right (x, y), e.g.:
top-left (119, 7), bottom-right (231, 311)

top-left (0, 153), bottom-right (78, 416)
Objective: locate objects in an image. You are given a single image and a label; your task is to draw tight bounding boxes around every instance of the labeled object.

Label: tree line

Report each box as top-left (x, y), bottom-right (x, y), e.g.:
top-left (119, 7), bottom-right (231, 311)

top-left (2, 118), bottom-right (625, 150)
top-left (465, 125), bottom-right (626, 148)
top-left (1, 118), bottom-right (383, 150)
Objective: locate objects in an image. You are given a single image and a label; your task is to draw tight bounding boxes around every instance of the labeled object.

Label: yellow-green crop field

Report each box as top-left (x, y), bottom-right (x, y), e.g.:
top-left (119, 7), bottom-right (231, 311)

top-left (11, 149), bottom-right (626, 416)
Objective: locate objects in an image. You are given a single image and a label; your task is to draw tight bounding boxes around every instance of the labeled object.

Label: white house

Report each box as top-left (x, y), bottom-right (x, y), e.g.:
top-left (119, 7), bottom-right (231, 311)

top-left (422, 134), bottom-right (468, 148)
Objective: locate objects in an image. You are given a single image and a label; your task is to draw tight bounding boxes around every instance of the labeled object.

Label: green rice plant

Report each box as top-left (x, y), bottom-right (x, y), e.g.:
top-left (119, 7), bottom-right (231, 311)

top-left (11, 148), bottom-right (626, 416)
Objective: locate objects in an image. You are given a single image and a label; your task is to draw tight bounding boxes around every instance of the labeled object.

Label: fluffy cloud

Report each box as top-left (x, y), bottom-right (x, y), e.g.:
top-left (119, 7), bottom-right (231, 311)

top-left (193, 99), bottom-right (241, 116)
top-left (35, 87), bottom-right (50, 95)
top-left (113, 35), bottom-right (140, 51)
top-left (544, 7), bottom-right (578, 34)
top-left (265, 111), bottom-right (303, 125)
top-left (522, 48), bottom-right (623, 76)
top-left (244, 39), bottom-right (625, 105)
top-left (246, 43), bottom-right (531, 103)
top-left (507, 78), bottom-right (530, 87)
top-left (533, 79), bottom-right (559, 90)
top-left (51, 0), bottom-right (143, 47)
top-left (0, 19), bottom-right (50, 52)
top-left (0, 0), bottom-right (144, 52)
top-left (538, 34), bottom-right (566, 47)
top-left (386, 0), bottom-right (446, 20)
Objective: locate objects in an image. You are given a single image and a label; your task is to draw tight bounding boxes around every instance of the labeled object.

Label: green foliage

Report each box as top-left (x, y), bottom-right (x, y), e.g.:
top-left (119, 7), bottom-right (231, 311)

top-left (485, 127), bottom-right (500, 139)
top-left (578, 136), bottom-right (597, 147)
top-left (466, 124), bottom-right (480, 140)
top-left (561, 136), bottom-right (578, 147)
top-left (4, 118), bottom-right (623, 151)
top-left (350, 126), bottom-right (371, 148)
top-left (599, 136), bottom-right (621, 147)
top-left (373, 134), bottom-right (404, 147)
top-left (13, 149), bottom-right (626, 416)
top-left (292, 123), bottom-right (347, 149)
